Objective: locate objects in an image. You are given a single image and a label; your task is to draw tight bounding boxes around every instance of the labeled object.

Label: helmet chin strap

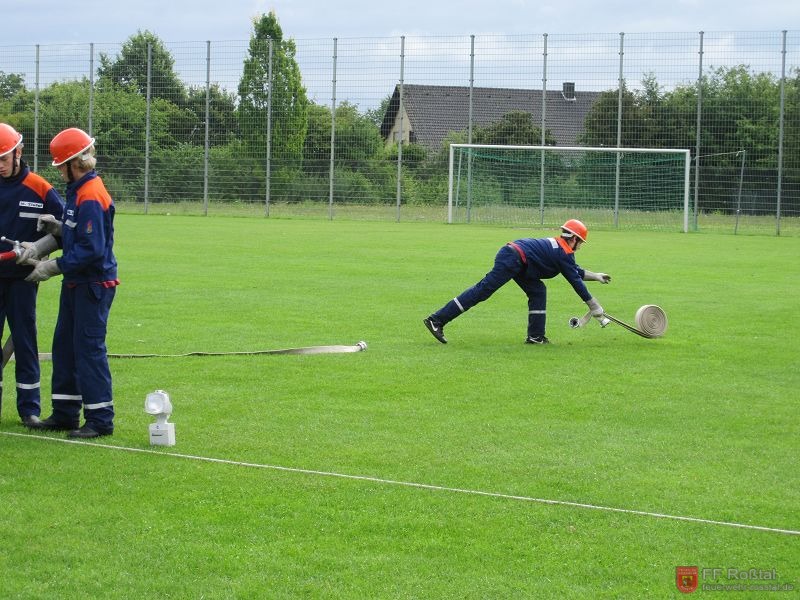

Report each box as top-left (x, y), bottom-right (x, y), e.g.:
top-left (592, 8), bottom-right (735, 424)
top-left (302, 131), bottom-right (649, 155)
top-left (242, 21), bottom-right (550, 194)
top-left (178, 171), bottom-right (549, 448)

top-left (9, 149), bottom-right (22, 178)
top-left (66, 160), bottom-right (76, 183)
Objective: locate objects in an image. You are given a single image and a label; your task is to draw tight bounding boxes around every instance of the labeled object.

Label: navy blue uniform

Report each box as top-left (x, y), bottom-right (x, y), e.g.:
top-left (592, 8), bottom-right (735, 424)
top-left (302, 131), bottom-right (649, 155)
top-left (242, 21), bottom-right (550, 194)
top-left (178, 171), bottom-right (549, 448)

top-left (48, 171), bottom-right (118, 433)
top-left (431, 236), bottom-right (592, 339)
top-left (0, 161), bottom-right (64, 419)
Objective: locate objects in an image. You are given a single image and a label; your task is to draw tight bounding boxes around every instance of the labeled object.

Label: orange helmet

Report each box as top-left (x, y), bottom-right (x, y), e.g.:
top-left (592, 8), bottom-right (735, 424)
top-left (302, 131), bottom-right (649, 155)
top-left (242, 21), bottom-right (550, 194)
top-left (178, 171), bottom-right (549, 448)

top-left (50, 127), bottom-right (95, 166)
top-left (0, 123), bottom-right (23, 157)
top-left (560, 219), bottom-right (588, 242)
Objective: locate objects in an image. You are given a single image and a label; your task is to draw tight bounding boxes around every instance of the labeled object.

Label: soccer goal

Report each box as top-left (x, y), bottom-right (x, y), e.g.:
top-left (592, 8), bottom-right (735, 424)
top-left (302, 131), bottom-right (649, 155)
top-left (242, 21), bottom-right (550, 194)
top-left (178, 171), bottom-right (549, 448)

top-left (448, 144), bottom-right (692, 232)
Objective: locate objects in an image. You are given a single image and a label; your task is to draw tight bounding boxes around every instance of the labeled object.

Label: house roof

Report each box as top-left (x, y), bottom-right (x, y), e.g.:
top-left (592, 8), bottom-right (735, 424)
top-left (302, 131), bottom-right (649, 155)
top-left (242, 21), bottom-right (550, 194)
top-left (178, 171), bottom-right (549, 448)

top-left (380, 83), bottom-right (603, 151)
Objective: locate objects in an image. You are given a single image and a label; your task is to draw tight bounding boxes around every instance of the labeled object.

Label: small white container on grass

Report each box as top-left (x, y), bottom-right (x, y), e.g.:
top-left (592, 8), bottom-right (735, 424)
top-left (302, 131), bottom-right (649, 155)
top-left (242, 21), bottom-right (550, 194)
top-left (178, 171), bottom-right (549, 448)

top-left (145, 390), bottom-right (176, 446)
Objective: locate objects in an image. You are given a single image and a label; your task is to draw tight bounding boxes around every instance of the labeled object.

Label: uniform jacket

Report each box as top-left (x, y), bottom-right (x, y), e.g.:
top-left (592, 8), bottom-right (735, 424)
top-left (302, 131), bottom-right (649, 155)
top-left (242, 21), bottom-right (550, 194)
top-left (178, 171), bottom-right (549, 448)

top-left (56, 171), bottom-right (117, 285)
top-left (513, 236), bottom-right (592, 301)
top-left (0, 161), bottom-right (65, 278)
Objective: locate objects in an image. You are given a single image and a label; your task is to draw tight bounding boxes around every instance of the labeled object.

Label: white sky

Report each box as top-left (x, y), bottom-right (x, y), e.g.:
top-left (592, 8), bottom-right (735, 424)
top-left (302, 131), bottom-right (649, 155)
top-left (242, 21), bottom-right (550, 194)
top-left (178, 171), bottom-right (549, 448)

top-left (2, 0), bottom-right (798, 46)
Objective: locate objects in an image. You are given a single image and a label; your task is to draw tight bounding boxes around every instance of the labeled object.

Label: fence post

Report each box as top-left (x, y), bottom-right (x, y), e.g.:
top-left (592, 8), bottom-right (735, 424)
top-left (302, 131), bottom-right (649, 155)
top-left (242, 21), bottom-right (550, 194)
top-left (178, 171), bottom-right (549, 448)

top-left (145, 43), bottom-right (152, 214)
top-left (88, 43), bottom-right (94, 136)
top-left (614, 32), bottom-right (624, 228)
top-left (693, 31), bottom-right (704, 232)
top-left (396, 36), bottom-right (405, 222)
top-left (776, 30), bottom-right (787, 236)
top-left (204, 41), bottom-right (211, 215)
top-left (265, 39), bottom-right (273, 217)
top-left (734, 149), bottom-right (746, 234)
top-left (34, 45), bottom-right (40, 172)
top-left (329, 37), bottom-right (338, 221)
top-left (467, 34), bottom-right (475, 223)
top-left (539, 33), bottom-right (547, 226)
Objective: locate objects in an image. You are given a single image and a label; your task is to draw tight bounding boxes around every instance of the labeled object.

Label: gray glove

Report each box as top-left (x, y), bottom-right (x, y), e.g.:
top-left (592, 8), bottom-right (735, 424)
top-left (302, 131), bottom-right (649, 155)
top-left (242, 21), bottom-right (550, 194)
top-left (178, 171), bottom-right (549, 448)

top-left (586, 297), bottom-right (604, 317)
top-left (583, 269), bottom-right (611, 284)
top-left (37, 214), bottom-right (63, 237)
top-left (16, 234), bottom-right (59, 265)
top-left (24, 259), bottom-right (61, 282)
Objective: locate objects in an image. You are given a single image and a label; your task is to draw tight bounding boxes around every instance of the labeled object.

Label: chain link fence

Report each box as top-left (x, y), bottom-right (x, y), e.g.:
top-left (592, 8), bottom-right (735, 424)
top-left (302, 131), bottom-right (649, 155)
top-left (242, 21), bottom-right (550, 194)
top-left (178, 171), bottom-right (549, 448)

top-left (1, 30), bottom-right (797, 235)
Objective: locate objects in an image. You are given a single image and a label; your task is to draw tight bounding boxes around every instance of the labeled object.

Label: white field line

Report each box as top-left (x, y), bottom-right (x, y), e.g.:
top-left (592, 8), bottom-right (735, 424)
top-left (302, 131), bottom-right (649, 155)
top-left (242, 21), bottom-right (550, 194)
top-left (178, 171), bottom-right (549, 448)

top-left (3, 430), bottom-right (798, 537)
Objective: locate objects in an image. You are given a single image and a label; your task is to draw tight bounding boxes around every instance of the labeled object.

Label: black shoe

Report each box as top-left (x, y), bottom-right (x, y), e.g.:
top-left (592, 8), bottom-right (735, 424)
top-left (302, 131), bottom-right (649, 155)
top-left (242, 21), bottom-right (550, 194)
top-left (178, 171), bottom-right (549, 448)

top-left (28, 415), bottom-right (80, 431)
top-left (525, 335), bottom-right (551, 345)
top-left (22, 415), bottom-right (41, 427)
top-left (67, 424), bottom-right (113, 439)
top-left (423, 317), bottom-right (447, 344)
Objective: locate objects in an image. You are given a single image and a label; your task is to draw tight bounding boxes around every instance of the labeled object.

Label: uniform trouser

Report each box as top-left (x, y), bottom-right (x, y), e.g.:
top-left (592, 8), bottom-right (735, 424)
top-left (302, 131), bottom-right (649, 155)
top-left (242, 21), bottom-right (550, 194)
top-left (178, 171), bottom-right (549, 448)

top-left (49, 282), bottom-right (115, 431)
top-left (0, 279), bottom-right (41, 418)
top-left (431, 245), bottom-right (549, 338)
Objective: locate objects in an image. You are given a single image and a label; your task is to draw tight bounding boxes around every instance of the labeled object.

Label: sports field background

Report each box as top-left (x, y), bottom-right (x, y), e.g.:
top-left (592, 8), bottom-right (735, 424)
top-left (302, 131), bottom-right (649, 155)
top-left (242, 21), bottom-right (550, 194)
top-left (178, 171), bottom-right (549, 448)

top-left (1, 214), bottom-right (798, 598)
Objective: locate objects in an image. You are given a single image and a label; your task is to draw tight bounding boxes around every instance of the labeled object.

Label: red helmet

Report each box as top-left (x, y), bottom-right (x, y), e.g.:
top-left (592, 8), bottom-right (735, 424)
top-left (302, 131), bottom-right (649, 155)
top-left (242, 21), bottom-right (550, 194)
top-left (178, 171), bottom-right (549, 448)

top-left (50, 127), bottom-right (95, 166)
top-left (0, 123), bottom-right (23, 157)
top-left (560, 219), bottom-right (588, 242)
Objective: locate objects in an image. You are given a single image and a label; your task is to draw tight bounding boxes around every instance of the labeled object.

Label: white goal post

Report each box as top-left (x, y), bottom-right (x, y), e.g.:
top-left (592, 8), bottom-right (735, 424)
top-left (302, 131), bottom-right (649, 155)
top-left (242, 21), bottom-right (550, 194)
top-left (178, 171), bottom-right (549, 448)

top-left (448, 144), bottom-right (692, 232)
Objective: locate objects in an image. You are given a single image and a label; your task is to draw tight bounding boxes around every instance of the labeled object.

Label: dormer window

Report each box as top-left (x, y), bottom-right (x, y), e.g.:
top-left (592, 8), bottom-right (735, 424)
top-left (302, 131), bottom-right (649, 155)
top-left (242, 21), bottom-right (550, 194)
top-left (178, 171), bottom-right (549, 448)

top-left (562, 82), bottom-right (577, 102)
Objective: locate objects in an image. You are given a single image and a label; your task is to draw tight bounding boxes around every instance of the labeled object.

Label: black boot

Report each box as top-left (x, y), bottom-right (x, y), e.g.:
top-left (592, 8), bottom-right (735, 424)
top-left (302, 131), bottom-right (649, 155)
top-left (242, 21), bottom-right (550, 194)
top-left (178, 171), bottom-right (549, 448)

top-left (27, 415), bottom-right (80, 431)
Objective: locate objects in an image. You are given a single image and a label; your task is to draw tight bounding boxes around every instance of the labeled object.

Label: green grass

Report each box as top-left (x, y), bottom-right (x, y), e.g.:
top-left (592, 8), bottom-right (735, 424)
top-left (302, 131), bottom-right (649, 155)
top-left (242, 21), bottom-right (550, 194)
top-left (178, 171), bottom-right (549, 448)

top-left (1, 215), bottom-right (798, 598)
top-left (114, 199), bottom-right (800, 237)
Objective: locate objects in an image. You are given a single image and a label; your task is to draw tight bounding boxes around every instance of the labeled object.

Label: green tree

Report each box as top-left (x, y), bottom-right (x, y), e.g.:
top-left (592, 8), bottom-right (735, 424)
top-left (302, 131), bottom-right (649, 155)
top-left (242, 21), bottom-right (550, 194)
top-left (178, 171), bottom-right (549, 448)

top-left (0, 71), bottom-right (25, 100)
top-left (334, 102), bottom-right (382, 163)
top-left (186, 84), bottom-right (239, 147)
top-left (473, 110), bottom-right (555, 146)
top-left (686, 65), bottom-right (783, 214)
top-left (581, 65), bottom-right (788, 214)
top-left (471, 111), bottom-right (556, 204)
top-left (29, 78), bottom-right (201, 201)
top-left (98, 30), bottom-right (187, 106)
top-left (237, 11), bottom-right (308, 166)
top-left (303, 103), bottom-right (332, 165)
top-left (698, 65), bottom-right (779, 166)
top-left (579, 81), bottom-right (660, 148)
top-left (0, 72), bottom-right (34, 141)
top-left (36, 80), bottom-right (94, 138)
top-left (784, 68), bottom-right (800, 215)
top-left (365, 95), bottom-right (391, 128)
top-left (300, 102), bottom-right (388, 203)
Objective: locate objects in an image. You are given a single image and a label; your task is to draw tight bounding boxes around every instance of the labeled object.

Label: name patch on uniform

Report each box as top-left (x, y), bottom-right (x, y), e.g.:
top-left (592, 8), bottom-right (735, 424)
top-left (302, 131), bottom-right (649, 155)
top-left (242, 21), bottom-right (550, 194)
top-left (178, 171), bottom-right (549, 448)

top-left (19, 201), bottom-right (44, 209)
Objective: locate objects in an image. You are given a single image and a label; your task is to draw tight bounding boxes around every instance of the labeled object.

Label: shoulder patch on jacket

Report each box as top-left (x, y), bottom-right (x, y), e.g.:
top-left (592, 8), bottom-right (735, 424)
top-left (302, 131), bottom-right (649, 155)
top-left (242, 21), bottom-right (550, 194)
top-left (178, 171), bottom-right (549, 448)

top-left (76, 177), bottom-right (113, 210)
top-left (21, 172), bottom-right (54, 200)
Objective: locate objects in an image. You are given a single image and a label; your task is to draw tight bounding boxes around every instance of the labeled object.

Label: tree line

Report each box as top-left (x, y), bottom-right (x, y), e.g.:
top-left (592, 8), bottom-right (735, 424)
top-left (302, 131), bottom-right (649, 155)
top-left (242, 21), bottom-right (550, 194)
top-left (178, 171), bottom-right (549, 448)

top-left (1, 13), bottom-right (797, 214)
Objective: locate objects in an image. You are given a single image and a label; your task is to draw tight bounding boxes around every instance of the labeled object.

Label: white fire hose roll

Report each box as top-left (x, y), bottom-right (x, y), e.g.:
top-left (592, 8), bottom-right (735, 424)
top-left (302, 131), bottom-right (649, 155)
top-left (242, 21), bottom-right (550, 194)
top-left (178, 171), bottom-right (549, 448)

top-left (634, 305), bottom-right (668, 337)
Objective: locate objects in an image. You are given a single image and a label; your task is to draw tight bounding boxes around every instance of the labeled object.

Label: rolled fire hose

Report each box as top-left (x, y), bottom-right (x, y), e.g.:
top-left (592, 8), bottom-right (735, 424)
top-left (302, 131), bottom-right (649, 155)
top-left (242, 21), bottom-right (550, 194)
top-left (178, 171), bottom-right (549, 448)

top-left (634, 305), bottom-right (668, 337)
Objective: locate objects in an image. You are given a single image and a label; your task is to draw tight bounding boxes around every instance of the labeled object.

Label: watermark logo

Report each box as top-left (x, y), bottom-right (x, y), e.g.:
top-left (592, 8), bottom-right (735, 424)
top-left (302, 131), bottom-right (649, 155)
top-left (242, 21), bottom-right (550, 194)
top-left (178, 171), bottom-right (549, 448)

top-left (675, 565), bottom-right (794, 593)
top-left (677, 566), bottom-right (699, 594)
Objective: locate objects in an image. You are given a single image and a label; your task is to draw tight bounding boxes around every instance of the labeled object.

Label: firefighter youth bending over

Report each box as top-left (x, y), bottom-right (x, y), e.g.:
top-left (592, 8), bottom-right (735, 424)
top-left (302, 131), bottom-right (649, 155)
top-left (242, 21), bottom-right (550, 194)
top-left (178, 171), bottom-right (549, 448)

top-left (423, 219), bottom-right (611, 345)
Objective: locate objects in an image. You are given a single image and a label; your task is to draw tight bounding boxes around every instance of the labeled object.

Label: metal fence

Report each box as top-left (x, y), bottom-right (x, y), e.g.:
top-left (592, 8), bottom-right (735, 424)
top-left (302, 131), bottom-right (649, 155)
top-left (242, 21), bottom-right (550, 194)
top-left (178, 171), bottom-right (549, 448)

top-left (1, 30), bottom-right (797, 235)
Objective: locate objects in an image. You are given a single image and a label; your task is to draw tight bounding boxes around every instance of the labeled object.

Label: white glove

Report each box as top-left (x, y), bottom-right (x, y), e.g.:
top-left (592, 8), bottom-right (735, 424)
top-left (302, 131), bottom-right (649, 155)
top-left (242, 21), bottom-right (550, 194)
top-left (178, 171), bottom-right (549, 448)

top-left (586, 297), bottom-right (604, 317)
top-left (583, 269), bottom-right (611, 284)
top-left (16, 234), bottom-right (59, 265)
top-left (24, 259), bottom-right (61, 282)
top-left (37, 214), bottom-right (63, 237)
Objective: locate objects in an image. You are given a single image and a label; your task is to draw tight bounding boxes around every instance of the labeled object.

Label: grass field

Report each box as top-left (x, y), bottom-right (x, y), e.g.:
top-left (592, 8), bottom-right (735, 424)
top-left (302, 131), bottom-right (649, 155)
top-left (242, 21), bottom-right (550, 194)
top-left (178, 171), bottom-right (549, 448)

top-left (114, 199), bottom-right (800, 237)
top-left (1, 215), bottom-right (798, 598)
